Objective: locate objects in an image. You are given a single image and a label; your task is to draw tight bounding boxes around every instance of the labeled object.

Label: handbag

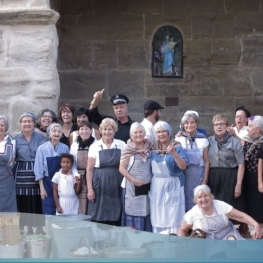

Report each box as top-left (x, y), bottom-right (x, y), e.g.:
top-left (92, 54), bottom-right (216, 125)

top-left (135, 183), bottom-right (151, 196)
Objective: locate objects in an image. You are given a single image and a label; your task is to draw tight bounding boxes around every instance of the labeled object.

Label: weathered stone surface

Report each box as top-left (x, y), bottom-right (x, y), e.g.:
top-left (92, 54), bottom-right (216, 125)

top-left (6, 29), bottom-right (57, 66)
top-left (0, 67), bottom-right (29, 83)
top-left (33, 83), bottom-right (59, 99)
top-left (190, 0), bottom-right (225, 13)
top-left (213, 14), bottom-right (235, 38)
top-left (0, 9), bottom-right (59, 25)
top-left (93, 0), bottom-right (163, 15)
top-left (225, 0), bottom-right (260, 12)
top-left (60, 14), bottom-right (143, 44)
top-left (192, 14), bottom-right (214, 39)
top-left (145, 14), bottom-right (191, 40)
top-left (0, 0), bottom-right (50, 9)
top-left (242, 36), bottom-right (263, 67)
top-left (184, 39), bottom-right (212, 68)
top-left (107, 70), bottom-right (145, 98)
top-left (59, 0), bottom-right (93, 15)
top-left (235, 13), bottom-right (263, 35)
top-left (250, 69), bottom-right (263, 96)
top-left (235, 97), bottom-right (263, 116)
top-left (118, 41), bottom-right (149, 69)
top-left (146, 84), bottom-right (198, 97)
top-left (212, 39), bottom-right (241, 65)
top-left (59, 70), bottom-right (107, 100)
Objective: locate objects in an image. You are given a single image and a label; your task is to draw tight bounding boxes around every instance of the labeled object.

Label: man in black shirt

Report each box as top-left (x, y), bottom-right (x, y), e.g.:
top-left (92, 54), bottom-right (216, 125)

top-left (89, 91), bottom-right (134, 143)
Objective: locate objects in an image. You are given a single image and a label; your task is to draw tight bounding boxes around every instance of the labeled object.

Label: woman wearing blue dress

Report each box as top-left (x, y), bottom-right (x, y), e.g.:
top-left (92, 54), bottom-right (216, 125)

top-left (149, 121), bottom-right (188, 234)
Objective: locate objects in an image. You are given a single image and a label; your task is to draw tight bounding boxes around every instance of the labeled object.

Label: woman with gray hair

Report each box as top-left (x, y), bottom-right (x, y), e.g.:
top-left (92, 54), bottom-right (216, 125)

top-left (0, 115), bottom-right (17, 212)
top-left (34, 122), bottom-right (80, 215)
top-left (35, 108), bottom-right (58, 137)
top-left (175, 111), bottom-right (209, 211)
top-left (241, 116), bottom-right (263, 233)
top-left (149, 121), bottom-right (188, 234)
top-left (178, 185), bottom-right (262, 240)
top-left (119, 122), bottom-right (152, 231)
top-left (14, 112), bottom-right (46, 233)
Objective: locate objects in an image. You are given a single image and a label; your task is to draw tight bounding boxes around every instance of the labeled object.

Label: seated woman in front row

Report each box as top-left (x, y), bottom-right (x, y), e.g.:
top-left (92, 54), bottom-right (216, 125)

top-left (178, 185), bottom-right (262, 240)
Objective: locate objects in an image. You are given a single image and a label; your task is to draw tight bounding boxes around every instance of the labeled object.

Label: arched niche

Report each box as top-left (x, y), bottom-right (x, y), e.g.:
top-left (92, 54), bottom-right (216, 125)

top-left (152, 25), bottom-right (183, 78)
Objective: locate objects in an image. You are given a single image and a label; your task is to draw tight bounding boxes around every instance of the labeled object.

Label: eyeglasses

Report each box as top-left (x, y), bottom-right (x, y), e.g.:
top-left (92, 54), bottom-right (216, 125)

top-left (156, 130), bottom-right (168, 134)
top-left (235, 115), bottom-right (247, 119)
top-left (213, 123), bottom-right (226, 127)
top-left (42, 115), bottom-right (52, 119)
top-left (21, 120), bottom-right (33, 124)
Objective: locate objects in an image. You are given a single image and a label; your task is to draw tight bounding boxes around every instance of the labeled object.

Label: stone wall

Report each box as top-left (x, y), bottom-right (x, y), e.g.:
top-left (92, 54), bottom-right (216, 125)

top-left (52, 0), bottom-right (263, 135)
top-left (0, 0), bottom-right (59, 134)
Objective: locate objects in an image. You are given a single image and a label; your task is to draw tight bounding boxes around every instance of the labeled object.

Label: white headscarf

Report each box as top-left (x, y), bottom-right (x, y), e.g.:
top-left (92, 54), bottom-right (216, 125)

top-left (193, 185), bottom-right (211, 199)
top-left (46, 122), bottom-right (62, 137)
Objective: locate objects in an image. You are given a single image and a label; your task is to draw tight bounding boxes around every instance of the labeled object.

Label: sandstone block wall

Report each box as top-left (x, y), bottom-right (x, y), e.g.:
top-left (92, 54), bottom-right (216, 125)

top-left (52, 0), bottom-right (263, 135)
top-left (0, 0), bottom-right (59, 134)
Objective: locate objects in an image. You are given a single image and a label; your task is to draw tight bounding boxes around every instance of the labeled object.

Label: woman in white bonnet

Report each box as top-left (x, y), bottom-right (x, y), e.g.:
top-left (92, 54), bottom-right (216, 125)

top-left (178, 185), bottom-right (262, 240)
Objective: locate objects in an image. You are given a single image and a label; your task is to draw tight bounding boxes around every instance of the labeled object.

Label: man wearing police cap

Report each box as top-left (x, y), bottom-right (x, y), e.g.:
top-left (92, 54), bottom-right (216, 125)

top-left (89, 91), bottom-right (134, 142)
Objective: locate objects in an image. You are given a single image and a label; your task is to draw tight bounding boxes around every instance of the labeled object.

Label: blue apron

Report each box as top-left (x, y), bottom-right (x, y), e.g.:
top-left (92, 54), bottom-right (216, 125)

top-left (41, 156), bottom-right (61, 215)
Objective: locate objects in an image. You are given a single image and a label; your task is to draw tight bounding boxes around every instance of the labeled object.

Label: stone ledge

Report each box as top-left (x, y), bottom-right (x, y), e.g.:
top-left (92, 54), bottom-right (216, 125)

top-left (0, 9), bottom-right (59, 25)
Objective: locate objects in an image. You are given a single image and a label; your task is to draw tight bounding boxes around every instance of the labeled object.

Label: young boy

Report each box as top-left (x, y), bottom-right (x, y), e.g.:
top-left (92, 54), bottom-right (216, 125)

top-left (52, 153), bottom-right (81, 215)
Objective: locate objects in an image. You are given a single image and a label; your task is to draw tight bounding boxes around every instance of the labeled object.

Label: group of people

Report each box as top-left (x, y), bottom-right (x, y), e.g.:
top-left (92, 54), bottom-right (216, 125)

top-left (0, 89), bottom-right (263, 240)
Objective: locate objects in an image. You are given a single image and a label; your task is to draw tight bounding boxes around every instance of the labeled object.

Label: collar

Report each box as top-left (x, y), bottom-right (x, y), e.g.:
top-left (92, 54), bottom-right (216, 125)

top-left (116, 116), bottom-right (134, 125)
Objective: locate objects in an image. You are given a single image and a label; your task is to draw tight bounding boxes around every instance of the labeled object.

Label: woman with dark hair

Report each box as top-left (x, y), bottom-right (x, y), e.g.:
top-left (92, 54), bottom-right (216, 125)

top-left (58, 103), bottom-right (76, 147)
top-left (228, 106), bottom-right (251, 140)
top-left (35, 108), bottom-right (58, 137)
top-left (0, 115), bottom-right (17, 212)
top-left (69, 107), bottom-right (100, 146)
top-left (70, 120), bottom-right (95, 214)
top-left (241, 116), bottom-right (263, 234)
top-left (14, 111), bottom-right (46, 233)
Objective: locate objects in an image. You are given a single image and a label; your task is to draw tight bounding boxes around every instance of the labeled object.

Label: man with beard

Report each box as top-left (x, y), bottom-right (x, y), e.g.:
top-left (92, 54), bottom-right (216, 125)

top-left (89, 91), bottom-right (134, 143)
top-left (141, 100), bottom-right (164, 143)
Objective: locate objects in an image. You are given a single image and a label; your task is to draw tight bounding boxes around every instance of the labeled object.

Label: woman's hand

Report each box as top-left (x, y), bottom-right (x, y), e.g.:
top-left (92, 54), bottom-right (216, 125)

top-left (258, 182), bottom-right (263, 193)
top-left (234, 184), bottom-right (241, 198)
top-left (56, 206), bottom-right (63, 214)
top-left (250, 224), bottom-right (263, 239)
top-left (132, 178), bottom-right (145, 187)
top-left (87, 188), bottom-right (95, 202)
top-left (40, 188), bottom-right (47, 200)
top-left (227, 125), bottom-right (237, 137)
top-left (175, 131), bottom-right (183, 140)
top-left (166, 144), bottom-right (175, 154)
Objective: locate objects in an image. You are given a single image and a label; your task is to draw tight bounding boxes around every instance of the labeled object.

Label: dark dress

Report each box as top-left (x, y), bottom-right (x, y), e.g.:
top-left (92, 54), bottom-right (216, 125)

top-left (243, 141), bottom-right (263, 223)
top-left (88, 147), bottom-right (122, 223)
top-left (0, 135), bottom-right (17, 212)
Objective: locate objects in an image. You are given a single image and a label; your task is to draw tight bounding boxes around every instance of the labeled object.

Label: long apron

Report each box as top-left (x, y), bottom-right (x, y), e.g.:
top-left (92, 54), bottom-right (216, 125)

top-left (42, 156), bottom-right (61, 215)
top-left (149, 154), bottom-right (185, 233)
top-left (184, 139), bottom-right (204, 211)
top-left (88, 147), bottom-right (122, 222)
top-left (200, 202), bottom-right (244, 240)
top-left (77, 149), bottom-right (89, 214)
top-left (125, 154), bottom-right (151, 217)
top-left (0, 138), bottom-right (17, 212)
top-left (56, 173), bottom-right (79, 215)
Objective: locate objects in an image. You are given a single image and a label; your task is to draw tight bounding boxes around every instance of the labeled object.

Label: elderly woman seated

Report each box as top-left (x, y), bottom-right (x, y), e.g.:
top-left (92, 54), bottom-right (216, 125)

top-left (178, 185), bottom-right (262, 240)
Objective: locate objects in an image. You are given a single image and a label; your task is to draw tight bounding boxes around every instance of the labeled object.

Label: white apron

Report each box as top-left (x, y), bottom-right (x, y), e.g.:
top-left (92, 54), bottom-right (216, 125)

top-left (149, 154), bottom-right (185, 233)
top-left (57, 173), bottom-right (79, 215)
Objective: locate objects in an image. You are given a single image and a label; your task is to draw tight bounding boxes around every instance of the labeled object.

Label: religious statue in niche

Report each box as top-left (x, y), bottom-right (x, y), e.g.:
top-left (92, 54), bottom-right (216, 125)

top-left (152, 25), bottom-right (183, 78)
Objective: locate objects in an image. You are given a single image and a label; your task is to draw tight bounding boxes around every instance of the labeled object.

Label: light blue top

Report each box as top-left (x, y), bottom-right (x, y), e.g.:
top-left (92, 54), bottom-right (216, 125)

top-left (151, 145), bottom-right (188, 186)
top-left (34, 141), bottom-right (78, 181)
